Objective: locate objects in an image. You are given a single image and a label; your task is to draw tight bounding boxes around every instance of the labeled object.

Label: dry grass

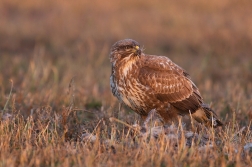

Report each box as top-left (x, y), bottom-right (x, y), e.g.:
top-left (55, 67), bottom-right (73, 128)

top-left (0, 0), bottom-right (252, 166)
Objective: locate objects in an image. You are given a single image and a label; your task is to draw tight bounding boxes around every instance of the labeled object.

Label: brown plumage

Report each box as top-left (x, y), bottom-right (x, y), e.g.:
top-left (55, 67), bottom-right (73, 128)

top-left (110, 39), bottom-right (222, 128)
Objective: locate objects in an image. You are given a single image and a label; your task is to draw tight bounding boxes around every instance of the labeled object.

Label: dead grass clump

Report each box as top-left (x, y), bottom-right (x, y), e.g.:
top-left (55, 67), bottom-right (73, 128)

top-left (1, 107), bottom-right (252, 166)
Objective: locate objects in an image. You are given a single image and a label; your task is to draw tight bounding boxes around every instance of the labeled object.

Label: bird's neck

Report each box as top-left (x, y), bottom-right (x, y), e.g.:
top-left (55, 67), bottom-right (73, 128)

top-left (113, 54), bottom-right (138, 66)
top-left (114, 54), bottom-right (140, 77)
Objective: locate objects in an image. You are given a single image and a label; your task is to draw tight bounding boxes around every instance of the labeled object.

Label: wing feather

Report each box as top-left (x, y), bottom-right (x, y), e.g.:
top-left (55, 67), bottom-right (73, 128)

top-left (138, 55), bottom-right (203, 113)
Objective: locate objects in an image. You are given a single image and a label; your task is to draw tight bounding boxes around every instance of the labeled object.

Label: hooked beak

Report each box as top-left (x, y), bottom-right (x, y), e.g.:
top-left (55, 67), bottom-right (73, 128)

top-left (134, 45), bottom-right (141, 56)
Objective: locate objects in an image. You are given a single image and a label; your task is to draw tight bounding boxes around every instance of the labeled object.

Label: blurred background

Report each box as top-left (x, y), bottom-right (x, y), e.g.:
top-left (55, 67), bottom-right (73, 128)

top-left (0, 0), bottom-right (251, 123)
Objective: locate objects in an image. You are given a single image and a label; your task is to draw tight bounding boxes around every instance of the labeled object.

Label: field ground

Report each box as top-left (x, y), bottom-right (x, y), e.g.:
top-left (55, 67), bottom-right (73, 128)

top-left (0, 0), bottom-right (252, 166)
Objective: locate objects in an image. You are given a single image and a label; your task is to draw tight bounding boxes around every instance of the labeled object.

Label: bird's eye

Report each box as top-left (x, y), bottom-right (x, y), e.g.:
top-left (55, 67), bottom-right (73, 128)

top-left (125, 46), bottom-right (131, 49)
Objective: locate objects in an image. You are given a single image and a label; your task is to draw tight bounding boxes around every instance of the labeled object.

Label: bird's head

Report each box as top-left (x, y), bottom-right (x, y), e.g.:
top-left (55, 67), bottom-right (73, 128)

top-left (110, 39), bottom-right (142, 62)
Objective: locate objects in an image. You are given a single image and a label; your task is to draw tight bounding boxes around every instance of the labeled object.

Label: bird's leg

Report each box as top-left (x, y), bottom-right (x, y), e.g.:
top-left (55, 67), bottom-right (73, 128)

top-left (141, 109), bottom-right (161, 132)
top-left (119, 102), bottom-right (122, 113)
top-left (144, 109), bottom-right (156, 127)
top-left (139, 109), bottom-right (165, 139)
top-left (111, 102), bottom-right (122, 141)
top-left (139, 109), bottom-right (154, 134)
top-left (113, 102), bottom-right (121, 119)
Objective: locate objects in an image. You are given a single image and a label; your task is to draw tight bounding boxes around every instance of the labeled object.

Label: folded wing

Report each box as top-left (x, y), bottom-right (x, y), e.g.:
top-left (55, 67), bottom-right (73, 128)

top-left (138, 55), bottom-right (203, 114)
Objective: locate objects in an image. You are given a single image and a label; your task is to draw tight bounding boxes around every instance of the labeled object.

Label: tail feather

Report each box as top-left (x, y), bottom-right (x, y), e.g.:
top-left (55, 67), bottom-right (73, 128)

top-left (192, 104), bottom-right (223, 128)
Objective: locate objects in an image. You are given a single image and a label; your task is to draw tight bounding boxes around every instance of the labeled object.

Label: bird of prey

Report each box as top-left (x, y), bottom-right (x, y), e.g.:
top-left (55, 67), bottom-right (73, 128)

top-left (109, 39), bottom-right (222, 128)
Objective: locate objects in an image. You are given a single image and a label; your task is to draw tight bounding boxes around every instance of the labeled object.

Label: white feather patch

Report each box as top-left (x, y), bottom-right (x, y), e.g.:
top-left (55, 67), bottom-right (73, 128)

top-left (121, 54), bottom-right (136, 76)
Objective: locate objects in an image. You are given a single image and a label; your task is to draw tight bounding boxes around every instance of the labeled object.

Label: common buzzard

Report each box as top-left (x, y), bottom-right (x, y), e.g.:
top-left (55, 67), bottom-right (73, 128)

top-left (110, 39), bottom-right (222, 128)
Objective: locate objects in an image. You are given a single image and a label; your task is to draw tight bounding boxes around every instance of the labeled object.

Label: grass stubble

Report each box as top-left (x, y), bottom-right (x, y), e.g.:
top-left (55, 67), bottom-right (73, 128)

top-left (0, 0), bottom-right (252, 166)
top-left (0, 85), bottom-right (252, 167)
top-left (0, 49), bottom-right (251, 167)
